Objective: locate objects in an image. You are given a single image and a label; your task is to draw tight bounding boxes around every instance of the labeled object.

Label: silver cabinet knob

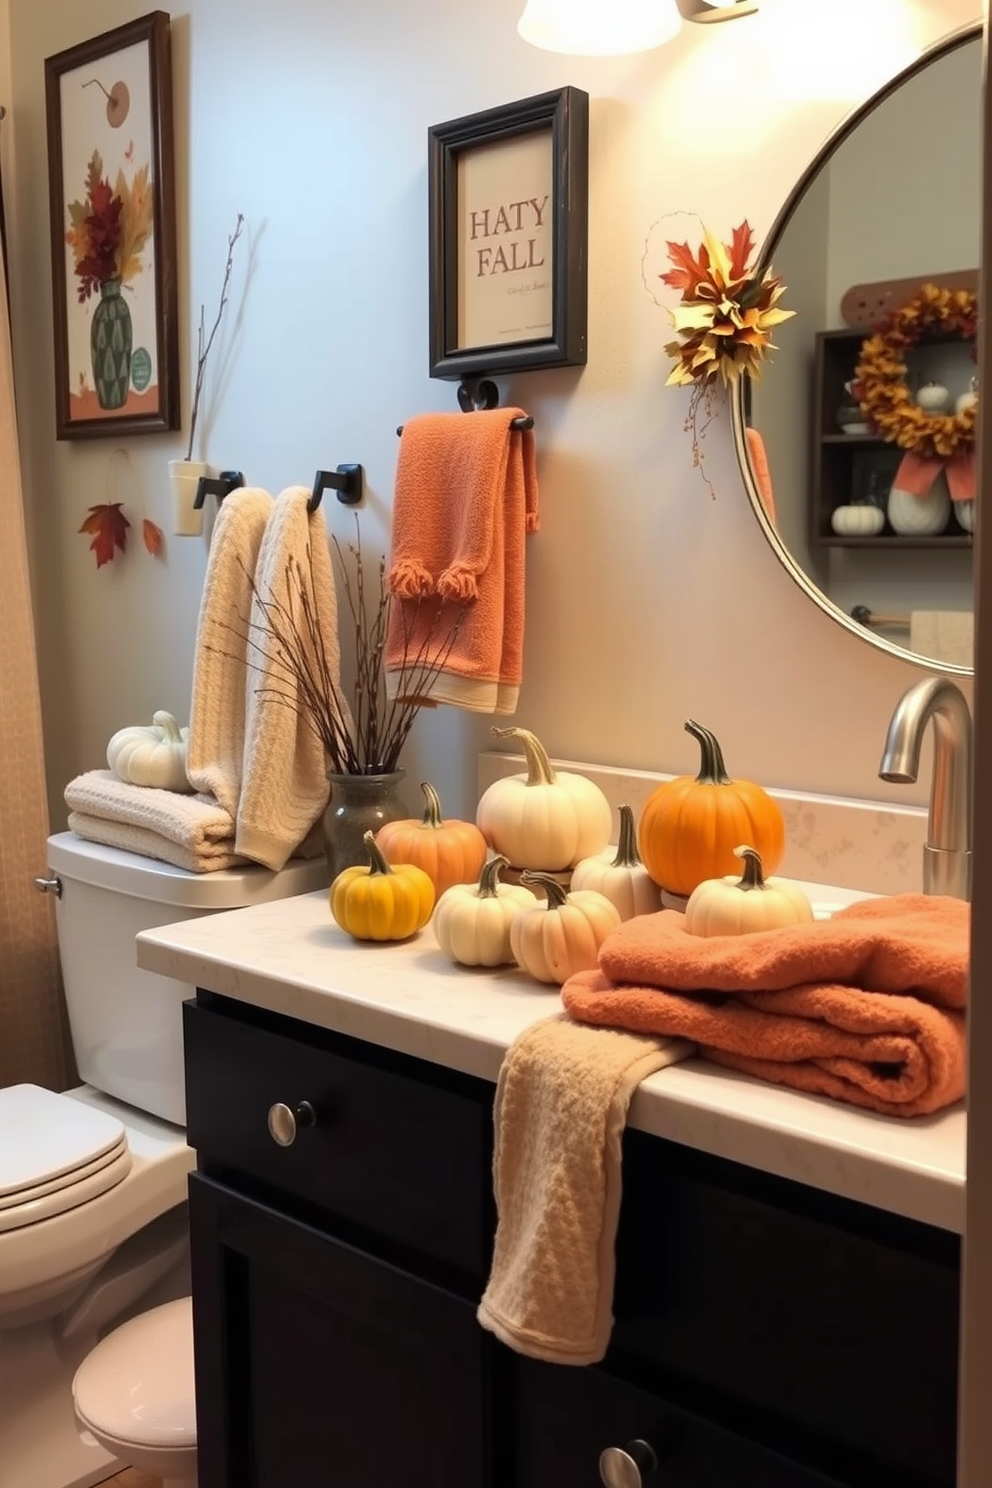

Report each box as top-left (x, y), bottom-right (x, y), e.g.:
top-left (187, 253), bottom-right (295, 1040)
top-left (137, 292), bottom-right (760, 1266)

top-left (267, 1100), bottom-right (316, 1147)
top-left (600, 1440), bottom-right (658, 1488)
top-left (34, 875), bottom-right (62, 898)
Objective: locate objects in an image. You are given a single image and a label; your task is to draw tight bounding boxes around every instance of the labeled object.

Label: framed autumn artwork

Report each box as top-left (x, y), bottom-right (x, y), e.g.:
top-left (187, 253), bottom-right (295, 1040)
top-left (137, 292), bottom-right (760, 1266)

top-left (428, 86), bottom-right (589, 382)
top-left (44, 11), bottom-right (179, 440)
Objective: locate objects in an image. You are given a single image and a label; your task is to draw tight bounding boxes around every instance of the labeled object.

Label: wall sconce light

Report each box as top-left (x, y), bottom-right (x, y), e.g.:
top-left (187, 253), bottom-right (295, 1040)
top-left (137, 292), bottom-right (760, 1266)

top-left (516, 0), bottom-right (756, 54)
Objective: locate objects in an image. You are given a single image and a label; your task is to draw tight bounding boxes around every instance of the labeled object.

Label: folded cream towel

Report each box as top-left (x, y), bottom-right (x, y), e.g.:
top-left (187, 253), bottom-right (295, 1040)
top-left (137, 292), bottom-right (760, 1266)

top-left (909, 610), bottom-right (973, 669)
top-left (236, 486), bottom-right (349, 871)
top-left (477, 1015), bottom-right (693, 1365)
top-left (186, 487), bottom-right (275, 817)
top-left (67, 812), bottom-right (246, 873)
top-left (65, 769), bottom-right (236, 848)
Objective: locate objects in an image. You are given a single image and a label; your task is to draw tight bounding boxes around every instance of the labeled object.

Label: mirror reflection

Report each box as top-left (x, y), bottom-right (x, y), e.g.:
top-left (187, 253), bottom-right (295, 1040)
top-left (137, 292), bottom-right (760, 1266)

top-left (741, 28), bottom-right (980, 673)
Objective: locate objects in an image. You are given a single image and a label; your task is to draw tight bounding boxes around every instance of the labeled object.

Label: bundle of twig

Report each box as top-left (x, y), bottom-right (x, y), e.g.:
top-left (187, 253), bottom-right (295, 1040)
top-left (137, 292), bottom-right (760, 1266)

top-left (222, 523), bottom-right (462, 775)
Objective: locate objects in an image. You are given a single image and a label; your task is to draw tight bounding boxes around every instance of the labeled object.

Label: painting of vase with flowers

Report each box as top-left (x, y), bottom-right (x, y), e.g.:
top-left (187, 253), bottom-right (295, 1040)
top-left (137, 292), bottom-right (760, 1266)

top-left (44, 12), bottom-right (179, 440)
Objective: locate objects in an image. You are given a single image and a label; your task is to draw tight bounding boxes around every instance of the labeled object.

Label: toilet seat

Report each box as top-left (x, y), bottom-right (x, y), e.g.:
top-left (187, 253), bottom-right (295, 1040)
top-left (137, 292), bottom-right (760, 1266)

top-left (0, 1085), bottom-right (132, 1234)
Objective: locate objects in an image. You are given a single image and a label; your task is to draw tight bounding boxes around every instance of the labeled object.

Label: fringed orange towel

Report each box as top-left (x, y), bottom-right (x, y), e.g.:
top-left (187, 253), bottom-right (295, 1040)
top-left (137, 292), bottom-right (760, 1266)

top-left (745, 426), bottom-right (777, 526)
top-left (477, 1015), bottom-right (693, 1365)
top-left (385, 410), bottom-right (539, 715)
top-left (561, 895), bottom-right (968, 1119)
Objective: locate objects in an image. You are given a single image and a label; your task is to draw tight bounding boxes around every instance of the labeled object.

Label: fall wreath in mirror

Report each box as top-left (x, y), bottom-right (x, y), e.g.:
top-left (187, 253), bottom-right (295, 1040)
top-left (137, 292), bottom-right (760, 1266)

top-left (662, 221), bottom-right (795, 497)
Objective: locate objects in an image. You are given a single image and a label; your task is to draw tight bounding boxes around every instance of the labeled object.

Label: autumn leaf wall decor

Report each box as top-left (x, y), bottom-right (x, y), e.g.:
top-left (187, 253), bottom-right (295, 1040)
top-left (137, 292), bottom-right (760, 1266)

top-left (79, 502), bottom-right (130, 568)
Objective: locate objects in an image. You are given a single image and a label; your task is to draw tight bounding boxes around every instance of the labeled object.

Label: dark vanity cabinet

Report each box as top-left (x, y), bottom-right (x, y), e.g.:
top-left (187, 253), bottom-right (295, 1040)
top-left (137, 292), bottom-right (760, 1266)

top-left (184, 992), bottom-right (960, 1488)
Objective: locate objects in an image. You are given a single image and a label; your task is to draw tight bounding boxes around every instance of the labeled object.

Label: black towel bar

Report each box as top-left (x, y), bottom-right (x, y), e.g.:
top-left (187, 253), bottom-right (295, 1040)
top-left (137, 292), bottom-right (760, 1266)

top-left (308, 465), bottom-right (364, 512)
top-left (397, 377), bottom-right (533, 436)
top-left (193, 470), bottom-right (246, 510)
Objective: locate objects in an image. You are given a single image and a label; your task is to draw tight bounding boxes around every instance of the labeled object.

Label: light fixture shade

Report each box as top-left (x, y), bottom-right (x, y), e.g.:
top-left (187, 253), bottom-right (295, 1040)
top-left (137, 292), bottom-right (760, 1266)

top-left (517, 0), bottom-right (682, 55)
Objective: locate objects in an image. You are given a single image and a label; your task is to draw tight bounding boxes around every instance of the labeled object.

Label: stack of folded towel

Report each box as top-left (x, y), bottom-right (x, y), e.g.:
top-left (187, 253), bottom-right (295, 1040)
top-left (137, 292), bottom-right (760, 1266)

top-left (67, 484), bottom-right (349, 874)
top-left (562, 893), bottom-right (968, 1119)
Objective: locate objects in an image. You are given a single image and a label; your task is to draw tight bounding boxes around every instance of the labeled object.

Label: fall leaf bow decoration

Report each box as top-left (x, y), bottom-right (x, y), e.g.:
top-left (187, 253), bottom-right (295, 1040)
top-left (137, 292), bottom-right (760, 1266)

top-left (662, 221), bottom-right (795, 389)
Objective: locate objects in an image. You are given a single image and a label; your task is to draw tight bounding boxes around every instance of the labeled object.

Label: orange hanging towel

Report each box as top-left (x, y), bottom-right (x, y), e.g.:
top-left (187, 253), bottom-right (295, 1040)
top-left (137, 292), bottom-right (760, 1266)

top-left (385, 410), bottom-right (539, 715)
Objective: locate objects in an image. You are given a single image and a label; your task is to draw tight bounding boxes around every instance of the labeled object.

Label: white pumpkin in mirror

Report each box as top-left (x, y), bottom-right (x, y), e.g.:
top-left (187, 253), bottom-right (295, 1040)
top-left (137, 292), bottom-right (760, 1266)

top-left (887, 479), bottom-right (950, 536)
top-left (955, 499), bottom-right (976, 533)
top-left (915, 381), bottom-right (950, 412)
top-left (956, 377), bottom-right (978, 415)
top-left (830, 503), bottom-right (885, 537)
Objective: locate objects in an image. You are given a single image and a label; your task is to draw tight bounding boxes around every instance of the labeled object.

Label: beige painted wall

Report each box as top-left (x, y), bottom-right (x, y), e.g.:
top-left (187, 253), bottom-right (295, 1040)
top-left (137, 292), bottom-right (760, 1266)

top-left (4, 0), bottom-right (982, 832)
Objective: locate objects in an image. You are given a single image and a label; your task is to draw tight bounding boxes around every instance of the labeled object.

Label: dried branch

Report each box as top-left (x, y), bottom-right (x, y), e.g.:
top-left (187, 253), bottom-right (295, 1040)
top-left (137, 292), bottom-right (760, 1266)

top-left (206, 517), bottom-right (463, 776)
top-left (185, 212), bottom-right (245, 461)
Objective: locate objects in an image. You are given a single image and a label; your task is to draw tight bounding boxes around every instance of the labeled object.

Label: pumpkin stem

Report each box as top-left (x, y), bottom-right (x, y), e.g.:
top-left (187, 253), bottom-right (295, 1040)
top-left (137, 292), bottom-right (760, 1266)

top-left (478, 854), bottom-right (510, 898)
top-left (363, 829), bottom-right (393, 877)
top-left (519, 870), bottom-right (569, 909)
top-left (685, 719), bottom-right (731, 786)
top-left (152, 710), bottom-right (182, 742)
top-left (419, 781), bottom-right (444, 829)
top-left (491, 726), bottom-right (557, 786)
top-left (611, 804), bottom-right (642, 869)
top-left (733, 844), bottom-right (766, 891)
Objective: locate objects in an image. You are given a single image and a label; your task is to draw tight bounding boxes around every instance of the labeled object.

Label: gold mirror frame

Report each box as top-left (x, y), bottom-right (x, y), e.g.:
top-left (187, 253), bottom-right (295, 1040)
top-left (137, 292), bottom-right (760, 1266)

top-left (731, 21), bottom-right (980, 679)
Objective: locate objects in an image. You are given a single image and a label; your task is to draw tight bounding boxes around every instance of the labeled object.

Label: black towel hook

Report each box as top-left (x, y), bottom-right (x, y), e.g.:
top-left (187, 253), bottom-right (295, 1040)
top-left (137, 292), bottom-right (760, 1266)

top-left (308, 464), bottom-right (364, 513)
top-left (193, 470), bottom-right (246, 510)
top-left (396, 379), bottom-right (534, 436)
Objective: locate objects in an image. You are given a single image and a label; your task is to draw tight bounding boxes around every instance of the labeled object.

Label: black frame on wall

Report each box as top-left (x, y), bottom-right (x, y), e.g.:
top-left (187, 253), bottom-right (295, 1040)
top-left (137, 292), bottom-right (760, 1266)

top-left (428, 86), bottom-right (589, 382)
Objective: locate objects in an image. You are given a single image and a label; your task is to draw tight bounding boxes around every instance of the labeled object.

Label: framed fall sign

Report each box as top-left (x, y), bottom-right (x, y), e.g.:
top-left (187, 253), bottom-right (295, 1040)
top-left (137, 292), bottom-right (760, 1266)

top-left (428, 87), bottom-right (589, 382)
top-left (44, 11), bottom-right (179, 440)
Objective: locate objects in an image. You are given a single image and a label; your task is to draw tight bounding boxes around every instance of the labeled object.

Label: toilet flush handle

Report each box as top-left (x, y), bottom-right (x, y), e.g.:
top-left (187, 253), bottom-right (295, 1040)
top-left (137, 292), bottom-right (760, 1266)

top-left (267, 1100), bottom-right (317, 1147)
top-left (34, 874), bottom-right (62, 898)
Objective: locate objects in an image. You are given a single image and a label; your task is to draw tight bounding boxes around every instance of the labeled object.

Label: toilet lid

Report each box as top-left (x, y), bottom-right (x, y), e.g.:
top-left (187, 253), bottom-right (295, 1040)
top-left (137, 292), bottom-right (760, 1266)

top-left (74, 1296), bottom-right (196, 1449)
top-left (0, 1085), bottom-right (131, 1231)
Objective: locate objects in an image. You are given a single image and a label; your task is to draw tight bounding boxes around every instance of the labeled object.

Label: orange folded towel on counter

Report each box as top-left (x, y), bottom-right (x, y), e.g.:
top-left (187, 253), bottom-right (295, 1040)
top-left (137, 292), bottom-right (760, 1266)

top-left (385, 410), bottom-right (539, 715)
top-left (561, 895), bottom-right (968, 1118)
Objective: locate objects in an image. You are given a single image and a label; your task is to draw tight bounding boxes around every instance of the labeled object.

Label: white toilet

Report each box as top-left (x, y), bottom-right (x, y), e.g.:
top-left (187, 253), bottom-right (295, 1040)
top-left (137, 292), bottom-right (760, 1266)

top-left (1, 831), bottom-right (326, 1488)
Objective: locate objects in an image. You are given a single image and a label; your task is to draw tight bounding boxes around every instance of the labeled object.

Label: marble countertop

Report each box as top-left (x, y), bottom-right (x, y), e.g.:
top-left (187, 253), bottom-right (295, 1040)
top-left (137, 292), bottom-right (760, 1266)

top-left (137, 890), bottom-right (966, 1235)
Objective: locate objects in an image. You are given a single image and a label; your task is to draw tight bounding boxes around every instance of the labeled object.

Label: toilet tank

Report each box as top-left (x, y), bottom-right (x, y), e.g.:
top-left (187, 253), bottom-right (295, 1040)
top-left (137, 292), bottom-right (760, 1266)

top-left (45, 834), bottom-right (328, 1125)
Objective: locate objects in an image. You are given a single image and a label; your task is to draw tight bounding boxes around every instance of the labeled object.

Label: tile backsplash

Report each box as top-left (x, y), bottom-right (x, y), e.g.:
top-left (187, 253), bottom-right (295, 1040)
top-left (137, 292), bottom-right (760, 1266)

top-left (477, 752), bottom-right (928, 896)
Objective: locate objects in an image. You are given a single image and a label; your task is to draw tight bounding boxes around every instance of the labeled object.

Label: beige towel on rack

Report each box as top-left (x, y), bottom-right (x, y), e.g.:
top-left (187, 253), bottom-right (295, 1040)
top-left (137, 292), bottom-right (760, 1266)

top-left (236, 486), bottom-right (350, 871)
top-left (65, 770), bottom-right (246, 872)
top-left (909, 610), bottom-right (973, 669)
top-left (477, 1015), bottom-right (693, 1365)
top-left (186, 487), bottom-right (275, 816)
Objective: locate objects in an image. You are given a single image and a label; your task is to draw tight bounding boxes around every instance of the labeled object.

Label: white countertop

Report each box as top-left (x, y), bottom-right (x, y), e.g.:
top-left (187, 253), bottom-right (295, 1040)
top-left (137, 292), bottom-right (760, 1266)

top-left (137, 889), bottom-right (966, 1235)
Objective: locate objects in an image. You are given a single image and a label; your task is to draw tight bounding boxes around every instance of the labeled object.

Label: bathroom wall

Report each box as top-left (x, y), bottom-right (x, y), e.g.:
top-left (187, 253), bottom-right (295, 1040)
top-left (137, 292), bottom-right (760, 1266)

top-left (3, 0), bottom-right (981, 831)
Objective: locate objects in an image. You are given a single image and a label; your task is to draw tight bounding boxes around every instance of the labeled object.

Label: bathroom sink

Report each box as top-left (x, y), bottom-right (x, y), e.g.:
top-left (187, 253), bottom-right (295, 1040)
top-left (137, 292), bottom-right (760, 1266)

top-left (781, 878), bottom-right (878, 920)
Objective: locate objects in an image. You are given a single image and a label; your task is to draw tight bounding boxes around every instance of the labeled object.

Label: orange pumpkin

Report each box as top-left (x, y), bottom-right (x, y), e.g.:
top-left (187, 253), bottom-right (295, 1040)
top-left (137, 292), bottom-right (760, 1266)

top-left (637, 719), bottom-right (785, 897)
top-left (375, 781), bottom-right (488, 898)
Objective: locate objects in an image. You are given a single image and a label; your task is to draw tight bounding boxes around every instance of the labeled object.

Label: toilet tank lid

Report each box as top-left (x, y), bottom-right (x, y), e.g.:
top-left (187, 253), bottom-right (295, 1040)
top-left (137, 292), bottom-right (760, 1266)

top-left (46, 832), bottom-right (327, 910)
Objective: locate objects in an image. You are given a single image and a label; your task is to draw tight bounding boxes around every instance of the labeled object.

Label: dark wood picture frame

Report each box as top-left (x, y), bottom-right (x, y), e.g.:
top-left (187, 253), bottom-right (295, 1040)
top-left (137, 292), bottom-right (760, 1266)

top-left (428, 87), bottom-right (588, 382)
top-left (45, 11), bottom-right (179, 440)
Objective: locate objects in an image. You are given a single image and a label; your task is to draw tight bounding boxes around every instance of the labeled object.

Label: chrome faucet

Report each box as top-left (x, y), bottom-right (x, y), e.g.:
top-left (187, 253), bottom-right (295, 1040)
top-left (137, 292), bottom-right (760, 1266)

top-left (878, 676), bottom-right (973, 901)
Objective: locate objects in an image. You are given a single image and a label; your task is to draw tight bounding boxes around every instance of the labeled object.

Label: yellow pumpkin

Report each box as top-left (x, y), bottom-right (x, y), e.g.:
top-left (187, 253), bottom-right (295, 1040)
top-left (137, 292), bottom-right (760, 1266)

top-left (684, 845), bottom-right (813, 937)
top-left (330, 830), bottom-right (435, 942)
top-left (476, 726), bottom-right (612, 871)
top-left (431, 854), bottom-right (536, 968)
top-left (375, 781), bottom-right (488, 898)
top-left (637, 720), bottom-right (785, 898)
top-left (509, 872), bottom-right (621, 985)
top-left (570, 803), bottom-right (663, 922)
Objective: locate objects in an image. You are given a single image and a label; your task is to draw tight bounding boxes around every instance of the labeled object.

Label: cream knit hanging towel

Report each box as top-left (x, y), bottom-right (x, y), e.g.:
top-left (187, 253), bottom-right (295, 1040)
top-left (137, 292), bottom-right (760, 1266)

top-left (477, 1014), bottom-right (693, 1365)
top-left (236, 486), bottom-right (350, 871)
top-left (186, 487), bottom-right (275, 817)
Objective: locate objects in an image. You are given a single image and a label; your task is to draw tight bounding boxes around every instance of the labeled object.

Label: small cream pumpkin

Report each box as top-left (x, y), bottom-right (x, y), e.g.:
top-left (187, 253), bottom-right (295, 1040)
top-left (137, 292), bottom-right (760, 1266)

top-left (106, 711), bottom-right (193, 793)
top-left (684, 845), bottom-right (813, 937)
top-left (509, 872), bottom-right (621, 985)
top-left (570, 803), bottom-right (662, 922)
top-left (431, 854), bottom-right (535, 968)
top-left (476, 726), bottom-right (612, 871)
top-left (830, 503), bottom-right (885, 538)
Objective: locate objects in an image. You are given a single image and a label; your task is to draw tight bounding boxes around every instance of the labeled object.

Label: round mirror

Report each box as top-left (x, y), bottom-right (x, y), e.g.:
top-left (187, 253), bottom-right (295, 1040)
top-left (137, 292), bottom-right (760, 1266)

top-left (733, 24), bottom-right (980, 675)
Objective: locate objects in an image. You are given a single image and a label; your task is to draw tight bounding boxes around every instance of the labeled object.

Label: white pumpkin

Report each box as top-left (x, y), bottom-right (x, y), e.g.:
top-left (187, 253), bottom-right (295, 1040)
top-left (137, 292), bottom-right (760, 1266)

top-left (431, 855), bottom-right (535, 968)
top-left (684, 845), bottom-right (813, 937)
top-left (107, 710), bottom-right (193, 792)
top-left (477, 726), bottom-right (612, 871)
top-left (887, 482), bottom-right (950, 536)
top-left (830, 504), bottom-right (885, 537)
top-left (509, 873), bottom-right (621, 985)
top-left (570, 803), bottom-right (662, 921)
top-left (955, 499), bottom-right (975, 533)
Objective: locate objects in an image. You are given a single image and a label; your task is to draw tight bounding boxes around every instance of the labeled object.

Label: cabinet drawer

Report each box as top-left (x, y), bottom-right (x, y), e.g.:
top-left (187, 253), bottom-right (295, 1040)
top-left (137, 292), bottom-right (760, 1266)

top-left (183, 997), bottom-right (491, 1278)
